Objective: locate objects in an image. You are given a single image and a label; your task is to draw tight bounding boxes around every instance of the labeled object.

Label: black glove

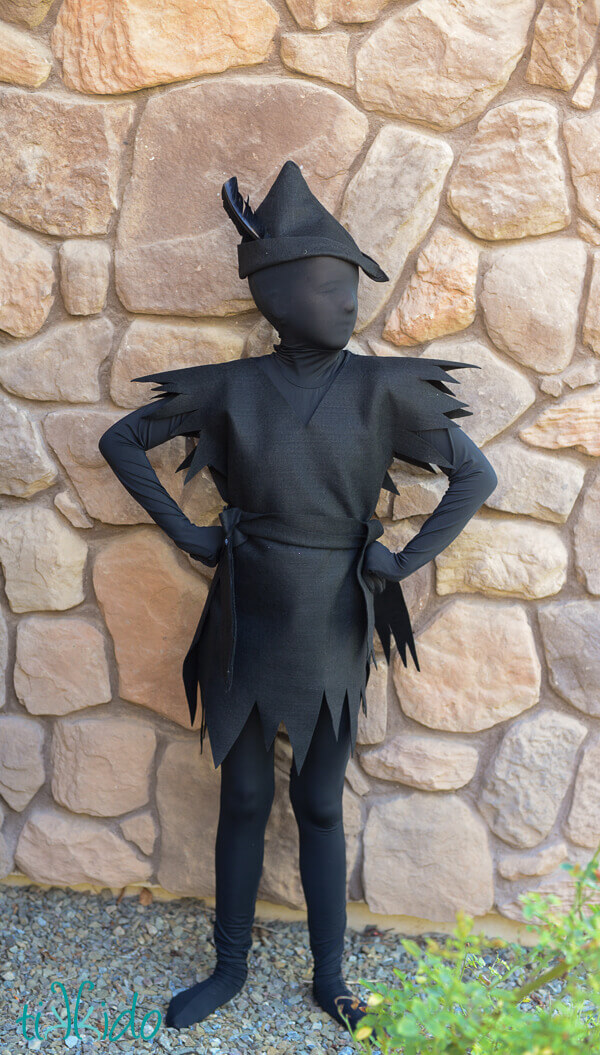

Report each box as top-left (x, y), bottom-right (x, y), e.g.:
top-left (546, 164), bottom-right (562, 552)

top-left (176, 524), bottom-right (224, 568)
top-left (363, 540), bottom-right (404, 591)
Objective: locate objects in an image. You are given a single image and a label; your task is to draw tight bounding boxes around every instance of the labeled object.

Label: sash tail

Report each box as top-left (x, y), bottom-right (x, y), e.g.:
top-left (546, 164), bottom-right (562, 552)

top-left (374, 579), bottom-right (420, 671)
top-left (182, 558), bottom-right (224, 731)
top-left (356, 518), bottom-right (385, 671)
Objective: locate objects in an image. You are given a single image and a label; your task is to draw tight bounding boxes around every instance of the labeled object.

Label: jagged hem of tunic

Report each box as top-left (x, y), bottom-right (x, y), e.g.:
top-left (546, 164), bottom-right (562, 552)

top-left (197, 655), bottom-right (375, 777)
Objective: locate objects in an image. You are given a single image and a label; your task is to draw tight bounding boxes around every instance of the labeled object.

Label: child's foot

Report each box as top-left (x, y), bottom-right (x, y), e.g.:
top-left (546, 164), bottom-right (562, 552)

top-left (165, 967), bottom-right (247, 1029)
top-left (313, 974), bottom-right (369, 1032)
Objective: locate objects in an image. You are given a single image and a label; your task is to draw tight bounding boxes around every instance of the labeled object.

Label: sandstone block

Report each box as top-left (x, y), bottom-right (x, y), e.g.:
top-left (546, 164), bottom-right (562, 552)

top-left (280, 32), bottom-right (353, 86)
top-left (286, 0), bottom-right (391, 27)
top-left (51, 716), bottom-right (156, 816)
top-left (355, 0), bottom-right (536, 131)
top-left (0, 318), bottom-right (112, 403)
top-left (0, 0), bottom-right (56, 27)
top-left (447, 100), bottom-right (569, 240)
top-left (527, 0), bottom-right (600, 91)
top-left (480, 239), bottom-right (587, 372)
top-left (15, 615), bottom-right (111, 716)
top-left (479, 710), bottom-right (587, 847)
top-left (0, 506), bottom-right (87, 612)
top-left (498, 841), bottom-right (568, 881)
top-left (394, 599), bottom-right (540, 732)
top-left (360, 732), bottom-right (479, 790)
top-left (383, 227), bottom-right (478, 347)
top-left (54, 490), bottom-right (94, 529)
top-left (0, 612), bottom-right (7, 710)
top-left (52, 0), bottom-right (278, 94)
top-left (583, 250), bottom-right (600, 355)
top-left (15, 807), bottom-right (152, 887)
top-left (435, 516), bottom-right (568, 599)
top-left (574, 471), bottom-right (600, 594)
top-left (93, 530), bottom-right (209, 727)
top-left (538, 600), bottom-right (600, 716)
top-left (564, 111), bottom-right (600, 229)
top-left (565, 735), bottom-right (600, 847)
top-left (0, 217), bottom-right (54, 338)
top-left (572, 62), bottom-right (597, 109)
top-left (0, 714), bottom-right (45, 811)
top-left (59, 241), bottom-right (110, 315)
top-left (0, 21), bottom-right (52, 86)
top-left (482, 438), bottom-right (584, 522)
top-left (120, 812), bottom-right (157, 856)
top-left (520, 383), bottom-right (600, 456)
top-left (498, 863), bottom-right (600, 920)
top-left (0, 395), bottom-right (57, 498)
top-left (0, 88), bottom-right (134, 236)
top-left (115, 77), bottom-right (368, 316)
top-left (339, 124), bottom-right (453, 330)
top-left (363, 792), bottom-right (494, 920)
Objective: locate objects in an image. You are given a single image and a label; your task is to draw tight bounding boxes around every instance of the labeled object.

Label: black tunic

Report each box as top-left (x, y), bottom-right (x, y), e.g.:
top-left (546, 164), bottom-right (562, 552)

top-left (98, 352), bottom-right (497, 774)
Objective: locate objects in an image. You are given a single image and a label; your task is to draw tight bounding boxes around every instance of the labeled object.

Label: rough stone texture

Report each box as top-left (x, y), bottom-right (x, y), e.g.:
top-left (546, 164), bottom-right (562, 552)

top-left (0, 715), bottom-right (45, 811)
top-left (0, 506), bottom-right (87, 612)
top-left (583, 251), bottom-right (600, 355)
top-left (538, 600), bottom-right (600, 716)
top-left (447, 101), bottom-right (569, 240)
top-left (345, 756), bottom-right (370, 796)
top-left (482, 438), bottom-right (585, 523)
top-left (564, 111), bottom-right (600, 230)
top-left (54, 490), bottom-right (94, 530)
top-left (339, 124), bottom-right (453, 330)
top-left (0, 395), bottom-right (57, 498)
top-left (286, 0), bottom-right (391, 27)
top-left (578, 216), bottom-right (600, 244)
top-left (51, 716), bottom-right (156, 817)
top-left (120, 812), bottom-right (157, 856)
top-left (357, 657), bottom-right (387, 744)
top-left (382, 227), bottom-right (478, 347)
top-left (0, 217), bottom-right (54, 338)
top-left (0, 89), bottom-right (134, 236)
top-left (0, 318), bottom-right (112, 402)
top-left (355, 0), bottom-right (536, 131)
top-left (0, 612), bottom-right (7, 710)
top-left (52, 0), bottom-right (279, 94)
top-left (115, 77), bottom-right (368, 317)
top-left (479, 711), bottom-right (587, 848)
top-left (112, 317), bottom-right (252, 408)
top-left (422, 338), bottom-right (537, 446)
top-left (0, 21), bottom-right (52, 86)
top-left (574, 470), bottom-right (600, 594)
top-left (498, 841), bottom-right (568, 881)
top-left (14, 615), bottom-right (111, 716)
top-left (156, 739), bottom-right (220, 896)
top-left (562, 357), bottom-right (600, 388)
top-left (360, 733), bottom-right (479, 790)
top-left (572, 61), bottom-right (597, 108)
top-left (391, 470), bottom-right (447, 520)
top-left (280, 32), bottom-right (353, 86)
top-left (480, 239), bottom-right (587, 373)
top-left (435, 516), bottom-right (568, 599)
top-left (565, 735), bottom-right (600, 847)
top-left (527, 0), bottom-right (600, 91)
top-left (498, 865), bottom-right (600, 921)
top-left (394, 599), bottom-right (540, 732)
top-left (59, 241), bottom-right (111, 315)
top-left (43, 408), bottom-right (187, 525)
top-left (519, 384), bottom-right (600, 456)
top-left (363, 792), bottom-right (494, 920)
top-left (0, 0), bottom-right (57, 27)
top-left (15, 807), bottom-right (152, 887)
top-left (93, 530), bottom-right (209, 728)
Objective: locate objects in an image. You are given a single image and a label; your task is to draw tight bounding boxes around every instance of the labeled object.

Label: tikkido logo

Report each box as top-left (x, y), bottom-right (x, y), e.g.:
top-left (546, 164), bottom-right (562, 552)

top-left (19, 979), bottom-right (162, 1042)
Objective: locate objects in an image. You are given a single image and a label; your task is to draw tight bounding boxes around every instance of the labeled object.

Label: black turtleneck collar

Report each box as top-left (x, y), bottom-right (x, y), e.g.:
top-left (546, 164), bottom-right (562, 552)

top-left (272, 341), bottom-right (347, 389)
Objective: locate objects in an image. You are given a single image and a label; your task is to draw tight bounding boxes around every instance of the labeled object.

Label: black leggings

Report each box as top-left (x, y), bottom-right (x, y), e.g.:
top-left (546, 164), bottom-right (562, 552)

top-left (214, 694), bottom-right (352, 983)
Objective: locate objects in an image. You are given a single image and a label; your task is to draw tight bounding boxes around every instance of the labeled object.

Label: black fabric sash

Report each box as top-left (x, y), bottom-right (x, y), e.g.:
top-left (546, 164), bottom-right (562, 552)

top-left (182, 506), bottom-right (421, 740)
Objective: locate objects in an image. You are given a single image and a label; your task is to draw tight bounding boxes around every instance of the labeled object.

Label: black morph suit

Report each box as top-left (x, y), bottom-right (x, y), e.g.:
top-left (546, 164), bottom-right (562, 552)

top-left (98, 161), bottom-right (497, 1033)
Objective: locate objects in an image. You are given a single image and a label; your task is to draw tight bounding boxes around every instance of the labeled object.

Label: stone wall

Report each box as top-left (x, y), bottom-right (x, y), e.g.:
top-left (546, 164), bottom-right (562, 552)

top-left (0, 0), bottom-right (599, 928)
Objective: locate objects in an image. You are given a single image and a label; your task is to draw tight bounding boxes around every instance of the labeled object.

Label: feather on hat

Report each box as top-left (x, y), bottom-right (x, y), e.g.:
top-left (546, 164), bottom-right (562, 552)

top-left (222, 159), bottom-right (389, 283)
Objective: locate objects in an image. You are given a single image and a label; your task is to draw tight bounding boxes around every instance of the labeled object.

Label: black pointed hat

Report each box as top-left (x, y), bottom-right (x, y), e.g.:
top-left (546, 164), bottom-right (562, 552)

top-left (221, 159), bottom-right (389, 283)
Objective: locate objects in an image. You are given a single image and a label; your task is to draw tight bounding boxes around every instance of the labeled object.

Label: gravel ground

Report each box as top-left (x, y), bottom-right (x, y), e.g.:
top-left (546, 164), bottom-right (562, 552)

top-left (1, 882), bottom-right (592, 1055)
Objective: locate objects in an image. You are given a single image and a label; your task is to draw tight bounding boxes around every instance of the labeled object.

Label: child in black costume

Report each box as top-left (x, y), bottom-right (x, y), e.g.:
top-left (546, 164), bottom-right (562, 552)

top-left (98, 160), bottom-right (497, 1034)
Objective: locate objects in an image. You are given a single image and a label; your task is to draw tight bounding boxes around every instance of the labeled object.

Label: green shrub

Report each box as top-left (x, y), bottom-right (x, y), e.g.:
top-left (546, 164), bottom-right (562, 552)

top-left (345, 845), bottom-right (600, 1055)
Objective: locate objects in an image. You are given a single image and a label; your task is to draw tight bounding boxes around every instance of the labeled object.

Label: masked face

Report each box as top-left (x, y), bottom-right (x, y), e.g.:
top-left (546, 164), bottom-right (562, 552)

top-left (248, 255), bottom-right (360, 351)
